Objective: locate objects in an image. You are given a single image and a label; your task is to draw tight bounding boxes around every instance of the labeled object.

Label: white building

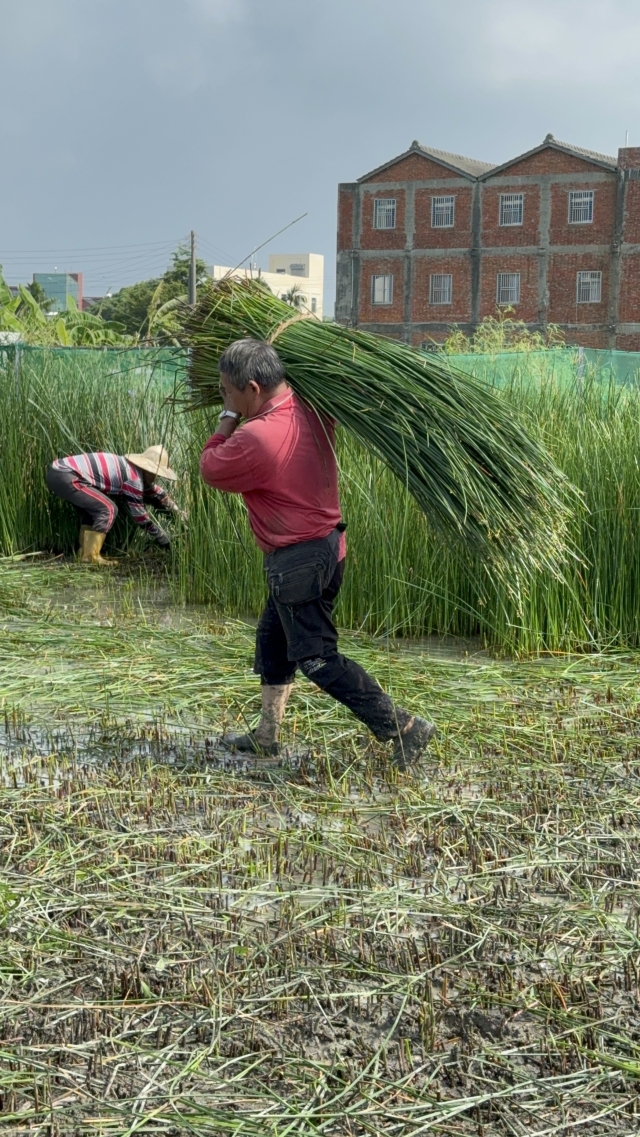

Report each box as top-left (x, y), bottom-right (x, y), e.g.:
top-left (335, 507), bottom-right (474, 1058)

top-left (208, 253), bottom-right (324, 319)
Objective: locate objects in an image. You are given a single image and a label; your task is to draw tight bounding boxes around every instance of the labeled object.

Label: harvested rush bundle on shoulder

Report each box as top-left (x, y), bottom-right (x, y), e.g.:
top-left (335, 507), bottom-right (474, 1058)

top-left (183, 278), bottom-right (574, 577)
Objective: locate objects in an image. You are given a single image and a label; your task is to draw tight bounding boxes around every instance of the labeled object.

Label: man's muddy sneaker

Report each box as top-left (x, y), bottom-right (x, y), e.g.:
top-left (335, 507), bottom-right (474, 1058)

top-left (220, 731), bottom-right (280, 758)
top-left (392, 716), bottom-right (437, 770)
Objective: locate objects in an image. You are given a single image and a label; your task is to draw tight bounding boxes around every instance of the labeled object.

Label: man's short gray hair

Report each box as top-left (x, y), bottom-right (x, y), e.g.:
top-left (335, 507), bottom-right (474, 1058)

top-left (218, 338), bottom-right (286, 391)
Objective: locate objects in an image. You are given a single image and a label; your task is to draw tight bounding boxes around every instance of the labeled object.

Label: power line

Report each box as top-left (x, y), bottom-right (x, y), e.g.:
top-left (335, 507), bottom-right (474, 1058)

top-left (0, 223), bottom-right (312, 297)
top-left (0, 238), bottom-right (187, 292)
top-left (0, 236), bottom-right (189, 295)
top-left (0, 247), bottom-right (180, 268)
top-left (0, 261), bottom-right (173, 274)
top-left (0, 237), bottom-right (186, 255)
top-left (195, 236), bottom-right (239, 264)
top-left (230, 213), bottom-right (308, 275)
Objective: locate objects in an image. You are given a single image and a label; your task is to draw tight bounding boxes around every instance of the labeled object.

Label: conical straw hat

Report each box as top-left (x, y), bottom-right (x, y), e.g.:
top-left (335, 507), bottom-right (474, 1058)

top-left (125, 445), bottom-right (177, 481)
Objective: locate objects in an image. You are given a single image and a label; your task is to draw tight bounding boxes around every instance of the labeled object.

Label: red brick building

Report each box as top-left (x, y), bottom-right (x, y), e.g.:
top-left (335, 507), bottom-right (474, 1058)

top-left (336, 135), bottom-right (640, 349)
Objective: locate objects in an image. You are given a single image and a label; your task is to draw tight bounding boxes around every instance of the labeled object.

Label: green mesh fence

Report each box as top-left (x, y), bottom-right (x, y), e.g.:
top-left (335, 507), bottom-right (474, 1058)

top-left (0, 344), bottom-right (187, 394)
top-left (438, 346), bottom-right (640, 388)
top-left (3, 343), bottom-right (640, 394)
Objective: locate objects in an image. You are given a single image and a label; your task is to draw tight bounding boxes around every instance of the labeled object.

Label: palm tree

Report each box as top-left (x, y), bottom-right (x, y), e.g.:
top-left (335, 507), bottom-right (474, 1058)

top-left (281, 284), bottom-right (307, 310)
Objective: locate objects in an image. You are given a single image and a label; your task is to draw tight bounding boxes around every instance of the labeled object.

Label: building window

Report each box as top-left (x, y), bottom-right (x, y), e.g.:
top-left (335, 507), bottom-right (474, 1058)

top-left (496, 272), bottom-right (520, 305)
top-left (311, 297), bottom-right (317, 314)
top-left (499, 193), bottom-right (524, 226)
top-left (569, 190), bottom-right (594, 224)
top-left (431, 195), bottom-right (455, 228)
top-left (373, 198), bottom-right (396, 230)
top-left (576, 271), bottom-right (602, 303)
top-left (275, 268), bottom-right (286, 274)
top-left (289, 263), bottom-right (305, 276)
top-left (371, 274), bottom-right (393, 305)
top-left (429, 273), bottom-right (452, 304)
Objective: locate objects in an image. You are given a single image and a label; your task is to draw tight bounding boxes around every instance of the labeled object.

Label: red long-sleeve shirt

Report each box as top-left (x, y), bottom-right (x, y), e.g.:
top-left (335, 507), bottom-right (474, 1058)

top-left (199, 390), bottom-right (346, 557)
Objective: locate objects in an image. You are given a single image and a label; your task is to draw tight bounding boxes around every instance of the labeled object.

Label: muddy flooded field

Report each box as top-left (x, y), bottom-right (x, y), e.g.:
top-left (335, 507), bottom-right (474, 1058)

top-left (0, 559), bottom-right (638, 1135)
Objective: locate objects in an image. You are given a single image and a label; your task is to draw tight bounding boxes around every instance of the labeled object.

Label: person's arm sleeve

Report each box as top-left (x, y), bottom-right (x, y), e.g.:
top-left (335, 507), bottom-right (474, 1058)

top-left (123, 497), bottom-right (170, 546)
top-left (199, 432), bottom-right (260, 493)
top-left (145, 484), bottom-right (181, 515)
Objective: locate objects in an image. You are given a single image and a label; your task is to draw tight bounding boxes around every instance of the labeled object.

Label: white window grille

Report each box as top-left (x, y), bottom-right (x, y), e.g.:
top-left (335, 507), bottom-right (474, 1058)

top-left (576, 271), bottom-right (602, 303)
top-left (371, 274), bottom-right (393, 305)
top-left (499, 193), bottom-right (524, 226)
top-left (373, 198), bottom-right (396, 229)
top-left (569, 190), bottom-right (594, 224)
top-left (496, 272), bottom-right (520, 305)
top-left (431, 195), bottom-right (455, 228)
top-left (289, 263), bottom-right (305, 276)
top-left (429, 273), bottom-right (452, 304)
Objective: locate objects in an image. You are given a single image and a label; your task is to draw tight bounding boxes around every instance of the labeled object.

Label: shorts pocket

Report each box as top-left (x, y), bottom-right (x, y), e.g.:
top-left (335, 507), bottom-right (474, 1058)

top-left (267, 561), bottom-right (324, 605)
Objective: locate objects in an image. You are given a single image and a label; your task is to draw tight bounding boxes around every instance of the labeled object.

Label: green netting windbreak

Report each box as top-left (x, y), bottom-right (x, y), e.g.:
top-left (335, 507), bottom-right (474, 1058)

top-left (0, 343), bottom-right (187, 394)
top-left (578, 346), bottom-right (640, 385)
top-left (437, 346), bottom-right (640, 389)
top-left (0, 345), bottom-right (188, 555)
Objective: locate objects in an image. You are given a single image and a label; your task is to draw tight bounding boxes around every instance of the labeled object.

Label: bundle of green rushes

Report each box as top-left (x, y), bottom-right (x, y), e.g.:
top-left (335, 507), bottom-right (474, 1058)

top-left (183, 278), bottom-right (575, 577)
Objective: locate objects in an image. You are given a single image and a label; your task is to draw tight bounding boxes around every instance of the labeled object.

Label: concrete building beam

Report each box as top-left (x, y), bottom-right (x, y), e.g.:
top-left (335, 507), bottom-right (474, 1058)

top-left (356, 244), bottom-right (615, 258)
top-left (608, 168), bottom-right (627, 347)
top-left (537, 176), bottom-right (552, 329)
top-left (360, 177), bottom-right (475, 192)
top-left (482, 172), bottom-right (613, 187)
top-left (359, 321), bottom-right (476, 336)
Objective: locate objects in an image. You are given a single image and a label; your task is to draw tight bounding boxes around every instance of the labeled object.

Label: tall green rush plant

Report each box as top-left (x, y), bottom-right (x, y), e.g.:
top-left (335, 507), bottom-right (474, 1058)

top-left (6, 343), bottom-right (640, 654)
top-left (182, 279), bottom-right (576, 583)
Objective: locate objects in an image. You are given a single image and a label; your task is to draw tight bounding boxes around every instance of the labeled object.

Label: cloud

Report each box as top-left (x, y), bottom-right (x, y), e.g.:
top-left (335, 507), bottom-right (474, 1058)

top-left (144, 45), bottom-right (210, 95)
top-left (186, 0), bottom-right (246, 24)
top-left (477, 0), bottom-right (640, 85)
top-left (142, 0), bottom-right (249, 94)
top-left (0, 0), bottom-right (82, 60)
top-left (4, 0), bottom-right (640, 309)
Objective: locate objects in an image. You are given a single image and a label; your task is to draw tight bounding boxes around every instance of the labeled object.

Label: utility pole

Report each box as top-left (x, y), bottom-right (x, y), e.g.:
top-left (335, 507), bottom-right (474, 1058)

top-left (188, 230), bottom-right (197, 307)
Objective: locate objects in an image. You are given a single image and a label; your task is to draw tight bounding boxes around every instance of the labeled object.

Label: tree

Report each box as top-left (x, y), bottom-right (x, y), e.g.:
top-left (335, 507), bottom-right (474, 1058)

top-left (281, 284), bottom-right (306, 310)
top-left (0, 267), bottom-right (132, 346)
top-left (96, 245), bottom-right (210, 339)
top-left (161, 244), bottom-right (209, 292)
top-left (95, 279), bottom-right (161, 338)
top-left (26, 280), bottom-right (54, 311)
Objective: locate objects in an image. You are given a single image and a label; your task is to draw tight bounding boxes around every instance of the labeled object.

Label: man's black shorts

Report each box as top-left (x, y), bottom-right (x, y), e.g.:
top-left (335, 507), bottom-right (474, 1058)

top-left (255, 528), bottom-right (344, 685)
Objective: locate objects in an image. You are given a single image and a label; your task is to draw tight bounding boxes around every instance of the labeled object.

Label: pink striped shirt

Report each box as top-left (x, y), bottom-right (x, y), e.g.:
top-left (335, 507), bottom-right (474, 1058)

top-left (52, 452), bottom-right (175, 533)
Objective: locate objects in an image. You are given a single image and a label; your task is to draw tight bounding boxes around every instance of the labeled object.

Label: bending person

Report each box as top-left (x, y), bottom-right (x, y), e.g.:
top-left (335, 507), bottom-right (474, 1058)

top-left (199, 338), bottom-right (436, 770)
top-left (46, 445), bottom-right (183, 564)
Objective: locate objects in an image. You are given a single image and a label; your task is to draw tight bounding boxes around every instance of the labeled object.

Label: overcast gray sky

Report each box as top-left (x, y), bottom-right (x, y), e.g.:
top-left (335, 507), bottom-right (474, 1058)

top-left (1, 0), bottom-right (639, 310)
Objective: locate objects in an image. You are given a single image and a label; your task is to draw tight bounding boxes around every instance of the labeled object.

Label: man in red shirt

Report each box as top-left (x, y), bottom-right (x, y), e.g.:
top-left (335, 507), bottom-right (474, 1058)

top-left (200, 338), bottom-right (435, 769)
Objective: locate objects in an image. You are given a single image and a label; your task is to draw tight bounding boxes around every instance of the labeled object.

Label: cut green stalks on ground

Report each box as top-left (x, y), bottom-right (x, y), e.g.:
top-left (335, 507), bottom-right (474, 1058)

top-left (0, 562), bottom-right (638, 1134)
